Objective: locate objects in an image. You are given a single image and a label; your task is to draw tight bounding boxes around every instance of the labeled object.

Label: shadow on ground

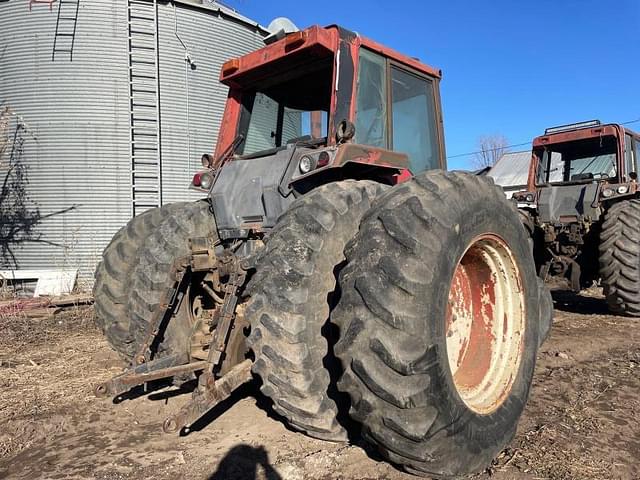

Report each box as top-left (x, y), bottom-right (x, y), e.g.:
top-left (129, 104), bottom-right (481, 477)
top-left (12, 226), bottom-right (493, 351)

top-left (551, 289), bottom-right (609, 315)
top-left (208, 444), bottom-right (281, 480)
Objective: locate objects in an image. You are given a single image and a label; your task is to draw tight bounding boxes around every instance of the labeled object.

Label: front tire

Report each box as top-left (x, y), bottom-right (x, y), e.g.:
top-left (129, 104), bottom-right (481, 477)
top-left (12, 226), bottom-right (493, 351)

top-left (246, 180), bottom-right (387, 441)
top-left (333, 171), bottom-right (540, 477)
top-left (599, 199), bottom-right (640, 316)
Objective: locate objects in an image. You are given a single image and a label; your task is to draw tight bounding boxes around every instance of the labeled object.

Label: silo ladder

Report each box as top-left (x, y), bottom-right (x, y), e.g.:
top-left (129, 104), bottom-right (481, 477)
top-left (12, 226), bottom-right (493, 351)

top-left (52, 0), bottom-right (79, 61)
top-left (127, 0), bottom-right (162, 217)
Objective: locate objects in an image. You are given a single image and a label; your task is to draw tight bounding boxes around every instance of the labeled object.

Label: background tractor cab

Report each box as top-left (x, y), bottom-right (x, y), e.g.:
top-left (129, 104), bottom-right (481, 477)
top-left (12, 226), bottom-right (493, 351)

top-left (514, 120), bottom-right (640, 292)
top-left (194, 25), bottom-right (446, 242)
top-left (515, 120), bottom-right (640, 217)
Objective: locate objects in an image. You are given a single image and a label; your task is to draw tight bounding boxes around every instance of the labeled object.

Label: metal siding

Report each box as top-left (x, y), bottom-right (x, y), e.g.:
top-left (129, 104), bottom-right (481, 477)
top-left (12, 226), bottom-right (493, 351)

top-left (488, 151), bottom-right (531, 189)
top-left (0, 0), bottom-right (130, 285)
top-left (0, 0), bottom-right (266, 283)
top-left (156, 3), bottom-right (265, 204)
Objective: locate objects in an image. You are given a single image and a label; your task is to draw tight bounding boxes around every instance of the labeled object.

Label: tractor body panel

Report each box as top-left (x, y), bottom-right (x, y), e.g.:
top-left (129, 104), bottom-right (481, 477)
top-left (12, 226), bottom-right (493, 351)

top-left (537, 183), bottom-right (601, 223)
top-left (210, 147), bottom-right (298, 239)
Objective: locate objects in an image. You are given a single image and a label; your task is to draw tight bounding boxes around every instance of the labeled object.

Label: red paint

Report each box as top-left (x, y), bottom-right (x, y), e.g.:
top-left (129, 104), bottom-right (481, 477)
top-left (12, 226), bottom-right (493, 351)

top-left (447, 248), bottom-right (497, 392)
top-left (395, 169), bottom-right (413, 184)
top-left (359, 36), bottom-right (442, 79)
top-left (219, 26), bottom-right (338, 86)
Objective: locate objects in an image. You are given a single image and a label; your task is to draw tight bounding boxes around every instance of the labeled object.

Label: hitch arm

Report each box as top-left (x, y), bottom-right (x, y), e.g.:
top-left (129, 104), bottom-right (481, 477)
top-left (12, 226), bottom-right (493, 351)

top-left (94, 354), bottom-right (201, 398)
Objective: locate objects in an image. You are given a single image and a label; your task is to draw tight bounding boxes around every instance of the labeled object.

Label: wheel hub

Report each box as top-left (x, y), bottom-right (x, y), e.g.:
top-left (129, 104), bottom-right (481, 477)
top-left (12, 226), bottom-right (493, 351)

top-left (446, 234), bottom-right (526, 414)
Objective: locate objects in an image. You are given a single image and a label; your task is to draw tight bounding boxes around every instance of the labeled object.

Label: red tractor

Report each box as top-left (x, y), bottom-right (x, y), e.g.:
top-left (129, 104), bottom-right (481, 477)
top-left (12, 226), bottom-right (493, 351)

top-left (513, 120), bottom-right (640, 315)
top-left (94, 25), bottom-right (550, 477)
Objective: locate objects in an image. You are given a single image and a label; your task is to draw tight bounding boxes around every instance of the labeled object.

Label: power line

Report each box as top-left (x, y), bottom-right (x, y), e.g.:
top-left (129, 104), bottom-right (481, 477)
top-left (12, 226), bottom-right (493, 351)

top-left (447, 142), bottom-right (530, 160)
top-left (446, 117), bottom-right (640, 160)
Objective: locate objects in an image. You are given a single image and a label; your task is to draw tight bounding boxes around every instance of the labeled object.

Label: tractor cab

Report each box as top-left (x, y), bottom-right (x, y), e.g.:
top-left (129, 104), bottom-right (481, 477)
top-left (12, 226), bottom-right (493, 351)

top-left (515, 120), bottom-right (640, 221)
top-left (514, 120), bottom-right (640, 291)
top-left (194, 25), bottom-right (445, 241)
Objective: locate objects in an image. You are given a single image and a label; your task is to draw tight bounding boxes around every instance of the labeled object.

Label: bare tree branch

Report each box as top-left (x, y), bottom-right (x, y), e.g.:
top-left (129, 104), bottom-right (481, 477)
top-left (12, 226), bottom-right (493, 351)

top-left (0, 108), bottom-right (77, 268)
top-left (473, 134), bottom-right (510, 169)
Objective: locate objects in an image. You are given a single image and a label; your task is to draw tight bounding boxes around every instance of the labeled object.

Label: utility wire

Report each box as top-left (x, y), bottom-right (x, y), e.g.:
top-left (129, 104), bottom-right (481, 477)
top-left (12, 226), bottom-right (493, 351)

top-left (446, 117), bottom-right (640, 160)
top-left (447, 142), bottom-right (530, 159)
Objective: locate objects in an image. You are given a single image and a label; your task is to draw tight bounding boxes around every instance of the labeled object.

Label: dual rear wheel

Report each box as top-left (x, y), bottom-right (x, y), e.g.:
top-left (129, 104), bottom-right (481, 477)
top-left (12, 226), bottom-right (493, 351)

top-left (332, 171), bottom-right (540, 477)
top-left (94, 172), bottom-right (543, 478)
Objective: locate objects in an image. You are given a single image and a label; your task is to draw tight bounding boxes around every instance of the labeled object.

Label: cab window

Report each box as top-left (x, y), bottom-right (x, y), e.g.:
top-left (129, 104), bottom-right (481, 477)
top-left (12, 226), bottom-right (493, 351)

top-left (625, 134), bottom-right (635, 181)
top-left (391, 67), bottom-right (439, 172)
top-left (354, 49), bottom-right (388, 148)
top-left (354, 48), bottom-right (441, 173)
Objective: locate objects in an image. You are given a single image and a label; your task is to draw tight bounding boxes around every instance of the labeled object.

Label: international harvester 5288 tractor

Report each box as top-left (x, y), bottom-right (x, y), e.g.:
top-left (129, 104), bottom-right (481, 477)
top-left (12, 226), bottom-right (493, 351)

top-left (513, 120), bottom-right (640, 315)
top-left (94, 24), bottom-right (551, 477)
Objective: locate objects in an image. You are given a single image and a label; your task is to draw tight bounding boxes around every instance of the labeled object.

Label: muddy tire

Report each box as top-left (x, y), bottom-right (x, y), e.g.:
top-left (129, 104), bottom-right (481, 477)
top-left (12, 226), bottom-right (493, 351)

top-left (600, 199), bottom-right (640, 316)
top-left (246, 180), bottom-right (387, 442)
top-left (333, 171), bottom-right (540, 477)
top-left (127, 200), bottom-right (216, 358)
top-left (93, 204), bottom-right (182, 359)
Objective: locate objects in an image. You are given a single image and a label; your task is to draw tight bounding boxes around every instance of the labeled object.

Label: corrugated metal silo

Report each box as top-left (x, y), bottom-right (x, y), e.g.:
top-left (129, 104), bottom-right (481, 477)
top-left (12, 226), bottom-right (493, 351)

top-left (0, 0), bottom-right (267, 288)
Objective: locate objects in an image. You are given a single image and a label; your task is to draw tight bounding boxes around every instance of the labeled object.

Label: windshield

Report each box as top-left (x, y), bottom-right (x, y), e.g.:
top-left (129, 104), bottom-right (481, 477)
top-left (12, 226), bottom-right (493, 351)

top-left (535, 135), bottom-right (618, 184)
top-left (236, 58), bottom-right (333, 157)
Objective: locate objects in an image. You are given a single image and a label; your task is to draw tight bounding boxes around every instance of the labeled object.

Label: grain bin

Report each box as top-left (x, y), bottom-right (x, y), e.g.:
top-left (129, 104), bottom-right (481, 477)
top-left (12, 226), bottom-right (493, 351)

top-left (0, 0), bottom-right (267, 288)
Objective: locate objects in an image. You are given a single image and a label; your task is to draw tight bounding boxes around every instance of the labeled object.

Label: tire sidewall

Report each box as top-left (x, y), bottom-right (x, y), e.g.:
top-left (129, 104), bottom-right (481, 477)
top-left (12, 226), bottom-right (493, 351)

top-left (424, 197), bottom-right (539, 448)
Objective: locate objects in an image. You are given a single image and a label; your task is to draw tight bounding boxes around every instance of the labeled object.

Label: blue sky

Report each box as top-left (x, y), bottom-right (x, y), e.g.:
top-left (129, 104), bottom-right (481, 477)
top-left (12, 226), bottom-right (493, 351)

top-left (225, 0), bottom-right (640, 169)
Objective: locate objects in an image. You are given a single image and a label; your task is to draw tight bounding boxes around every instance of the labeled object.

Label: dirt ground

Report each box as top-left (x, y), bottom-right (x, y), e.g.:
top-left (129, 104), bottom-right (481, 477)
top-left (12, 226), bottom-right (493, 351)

top-left (1, 289), bottom-right (639, 480)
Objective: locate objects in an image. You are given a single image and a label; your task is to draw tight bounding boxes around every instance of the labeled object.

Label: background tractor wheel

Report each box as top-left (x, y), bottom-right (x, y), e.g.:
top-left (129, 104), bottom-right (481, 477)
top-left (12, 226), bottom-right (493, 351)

top-left (127, 200), bottom-right (217, 360)
top-left (93, 203), bottom-right (183, 360)
top-left (600, 199), bottom-right (640, 316)
top-left (246, 180), bottom-right (387, 442)
top-left (333, 171), bottom-right (540, 477)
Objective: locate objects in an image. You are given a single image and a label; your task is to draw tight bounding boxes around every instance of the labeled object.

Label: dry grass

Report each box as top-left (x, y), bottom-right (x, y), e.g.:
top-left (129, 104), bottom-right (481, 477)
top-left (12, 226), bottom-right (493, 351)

top-left (0, 307), bottom-right (119, 459)
top-left (492, 346), bottom-right (640, 479)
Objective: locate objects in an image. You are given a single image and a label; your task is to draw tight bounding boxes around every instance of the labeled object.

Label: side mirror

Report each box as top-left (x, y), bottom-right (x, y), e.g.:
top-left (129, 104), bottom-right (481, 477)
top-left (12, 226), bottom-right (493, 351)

top-left (336, 119), bottom-right (355, 143)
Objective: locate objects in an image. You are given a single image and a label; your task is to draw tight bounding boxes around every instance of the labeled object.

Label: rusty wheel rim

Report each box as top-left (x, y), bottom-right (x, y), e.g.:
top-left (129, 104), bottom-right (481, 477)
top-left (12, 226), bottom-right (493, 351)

top-left (446, 234), bottom-right (526, 415)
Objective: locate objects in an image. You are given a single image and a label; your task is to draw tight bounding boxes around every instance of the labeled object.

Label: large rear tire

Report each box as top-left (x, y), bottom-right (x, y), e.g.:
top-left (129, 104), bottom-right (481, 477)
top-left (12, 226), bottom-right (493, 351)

top-left (93, 204), bottom-right (182, 359)
top-left (333, 171), bottom-right (540, 477)
top-left (599, 199), bottom-right (640, 316)
top-left (127, 200), bottom-right (217, 359)
top-left (246, 180), bottom-right (387, 442)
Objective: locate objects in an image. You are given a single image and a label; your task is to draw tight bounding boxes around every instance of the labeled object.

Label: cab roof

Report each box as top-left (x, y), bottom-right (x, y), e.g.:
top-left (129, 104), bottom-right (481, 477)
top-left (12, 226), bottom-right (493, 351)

top-left (219, 24), bottom-right (441, 88)
top-left (533, 121), bottom-right (625, 148)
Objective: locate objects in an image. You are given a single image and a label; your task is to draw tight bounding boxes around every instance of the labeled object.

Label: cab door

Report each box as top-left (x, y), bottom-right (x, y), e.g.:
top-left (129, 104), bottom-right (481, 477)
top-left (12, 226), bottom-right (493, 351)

top-left (624, 133), bottom-right (636, 181)
top-left (389, 65), bottom-right (441, 173)
top-left (353, 48), bottom-right (445, 173)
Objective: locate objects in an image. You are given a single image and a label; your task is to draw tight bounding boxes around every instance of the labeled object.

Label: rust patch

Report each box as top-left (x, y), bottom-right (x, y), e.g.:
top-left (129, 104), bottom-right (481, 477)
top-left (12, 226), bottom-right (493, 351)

top-left (451, 251), bottom-right (495, 392)
top-left (445, 234), bottom-right (526, 414)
